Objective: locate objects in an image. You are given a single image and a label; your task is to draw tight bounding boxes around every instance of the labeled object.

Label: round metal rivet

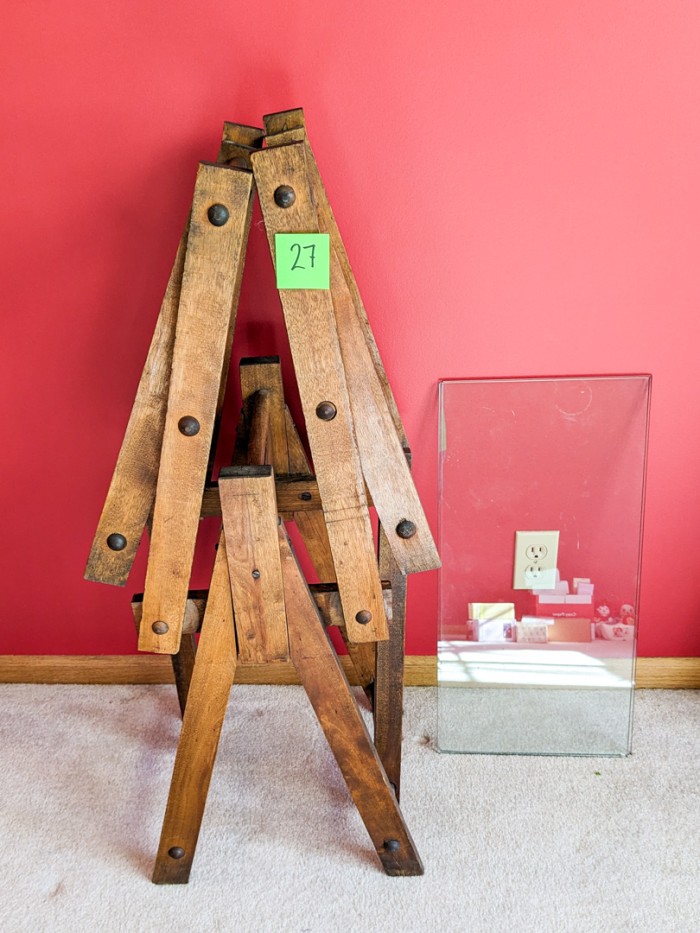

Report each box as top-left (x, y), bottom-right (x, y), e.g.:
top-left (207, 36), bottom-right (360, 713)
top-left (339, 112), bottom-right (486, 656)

top-left (384, 839), bottom-right (400, 852)
top-left (207, 204), bottom-right (229, 226)
top-left (252, 569), bottom-right (261, 579)
top-left (274, 185), bottom-right (296, 208)
top-left (168, 846), bottom-right (185, 860)
top-left (106, 533), bottom-right (127, 551)
top-left (355, 610), bottom-right (372, 625)
top-left (315, 401), bottom-right (337, 421)
top-left (228, 156), bottom-right (248, 169)
top-left (299, 491), bottom-right (312, 501)
top-left (396, 519), bottom-right (417, 540)
top-left (178, 416), bottom-right (200, 436)
top-left (152, 621), bottom-right (169, 635)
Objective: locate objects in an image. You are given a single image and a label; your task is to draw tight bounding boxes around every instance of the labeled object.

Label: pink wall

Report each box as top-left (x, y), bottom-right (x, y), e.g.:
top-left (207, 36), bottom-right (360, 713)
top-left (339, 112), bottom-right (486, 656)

top-left (2, 1), bottom-right (700, 657)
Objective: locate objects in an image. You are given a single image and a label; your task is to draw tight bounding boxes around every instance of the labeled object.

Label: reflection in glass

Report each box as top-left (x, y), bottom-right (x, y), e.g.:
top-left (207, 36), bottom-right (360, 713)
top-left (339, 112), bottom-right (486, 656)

top-left (437, 376), bottom-right (651, 756)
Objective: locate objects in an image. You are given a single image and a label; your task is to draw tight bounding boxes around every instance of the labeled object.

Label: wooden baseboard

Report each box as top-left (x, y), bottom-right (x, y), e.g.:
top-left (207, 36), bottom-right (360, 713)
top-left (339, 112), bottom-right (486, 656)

top-left (0, 655), bottom-right (698, 688)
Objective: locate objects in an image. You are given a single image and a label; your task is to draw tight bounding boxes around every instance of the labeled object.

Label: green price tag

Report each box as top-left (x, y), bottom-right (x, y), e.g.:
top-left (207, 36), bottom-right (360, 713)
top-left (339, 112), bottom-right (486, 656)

top-left (275, 233), bottom-right (330, 289)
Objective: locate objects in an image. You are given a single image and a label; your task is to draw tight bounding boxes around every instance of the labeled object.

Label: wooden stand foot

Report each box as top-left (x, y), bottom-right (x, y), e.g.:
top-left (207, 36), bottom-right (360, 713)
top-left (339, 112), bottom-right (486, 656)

top-left (152, 546), bottom-right (236, 884)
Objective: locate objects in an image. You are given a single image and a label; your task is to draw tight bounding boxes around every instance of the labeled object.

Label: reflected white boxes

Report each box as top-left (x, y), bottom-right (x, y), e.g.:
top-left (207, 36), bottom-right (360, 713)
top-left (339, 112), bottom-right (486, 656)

top-left (438, 375), bottom-right (650, 756)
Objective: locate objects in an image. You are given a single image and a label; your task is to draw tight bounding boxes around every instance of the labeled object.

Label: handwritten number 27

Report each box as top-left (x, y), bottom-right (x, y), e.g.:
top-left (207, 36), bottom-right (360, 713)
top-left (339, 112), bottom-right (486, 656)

top-left (290, 243), bottom-right (316, 270)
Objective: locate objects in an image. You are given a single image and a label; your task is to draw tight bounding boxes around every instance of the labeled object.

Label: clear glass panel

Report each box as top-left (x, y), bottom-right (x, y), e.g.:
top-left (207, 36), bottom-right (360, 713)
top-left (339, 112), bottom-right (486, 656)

top-left (437, 376), bottom-right (651, 756)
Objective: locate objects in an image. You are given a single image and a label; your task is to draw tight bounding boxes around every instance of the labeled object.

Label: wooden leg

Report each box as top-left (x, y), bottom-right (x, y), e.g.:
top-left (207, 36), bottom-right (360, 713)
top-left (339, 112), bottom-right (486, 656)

top-left (152, 544), bottom-right (236, 884)
top-left (170, 635), bottom-right (197, 718)
top-left (374, 526), bottom-right (407, 798)
top-left (278, 527), bottom-right (423, 876)
top-left (131, 596), bottom-right (199, 721)
top-left (294, 508), bottom-right (376, 695)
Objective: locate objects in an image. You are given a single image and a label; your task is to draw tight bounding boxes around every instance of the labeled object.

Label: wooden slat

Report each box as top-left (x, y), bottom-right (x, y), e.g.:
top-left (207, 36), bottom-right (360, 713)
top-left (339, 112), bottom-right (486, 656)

top-left (278, 526), bottom-right (423, 876)
top-left (219, 466), bottom-right (289, 664)
top-left (337, 626), bottom-right (376, 691)
top-left (262, 108), bottom-right (305, 136)
top-left (283, 407), bottom-right (310, 473)
top-left (264, 117), bottom-right (438, 575)
top-left (327, 249), bottom-right (440, 574)
top-left (374, 525), bottom-right (407, 796)
top-left (212, 126), bottom-right (265, 439)
top-left (282, 406), bottom-right (337, 582)
top-left (251, 142), bottom-right (387, 644)
top-left (263, 110), bottom-right (408, 450)
top-left (287, 395), bottom-right (377, 691)
top-left (131, 598), bottom-right (199, 717)
top-left (170, 636), bottom-right (197, 717)
top-left (240, 357), bottom-right (289, 471)
top-left (84, 233), bottom-right (187, 586)
top-left (152, 542), bottom-right (237, 884)
top-left (217, 122), bottom-right (265, 168)
top-left (132, 593), bottom-right (205, 636)
top-left (139, 164), bottom-right (255, 655)
top-left (85, 125), bottom-right (261, 589)
top-left (133, 582), bottom-right (392, 639)
top-left (244, 389), bottom-right (271, 466)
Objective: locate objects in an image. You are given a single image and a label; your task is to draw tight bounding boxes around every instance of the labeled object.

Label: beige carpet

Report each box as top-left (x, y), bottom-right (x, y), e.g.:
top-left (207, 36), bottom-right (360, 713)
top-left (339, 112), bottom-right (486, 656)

top-left (0, 684), bottom-right (698, 932)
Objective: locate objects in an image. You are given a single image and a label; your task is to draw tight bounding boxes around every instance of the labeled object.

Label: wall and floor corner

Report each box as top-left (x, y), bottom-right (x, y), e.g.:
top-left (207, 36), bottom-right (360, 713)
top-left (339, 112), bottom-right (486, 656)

top-left (2, 2), bottom-right (700, 685)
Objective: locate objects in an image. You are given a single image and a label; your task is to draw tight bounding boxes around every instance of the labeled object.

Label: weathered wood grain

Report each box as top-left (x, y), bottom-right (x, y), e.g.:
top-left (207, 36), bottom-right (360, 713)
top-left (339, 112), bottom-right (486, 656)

top-left (287, 397), bottom-right (376, 692)
top-left (131, 596), bottom-right (199, 717)
top-left (240, 357), bottom-right (288, 470)
top-left (327, 249), bottom-right (440, 574)
top-left (201, 473), bottom-right (318, 517)
top-left (152, 541), bottom-right (237, 884)
top-left (170, 636), bottom-right (197, 718)
top-left (219, 466), bottom-right (289, 664)
top-left (374, 524), bottom-right (407, 797)
top-left (263, 109), bottom-right (408, 449)
top-left (85, 124), bottom-right (262, 588)
top-left (282, 405), bottom-right (337, 581)
top-left (212, 126), bottom-right (265, 450)
top-left (262, 108), bottom-right (305, 136)
top-left (251, 142), bottom-right (387, 644)
top-left (278, 526), bottom-right (423, 876)
top-left (139, 164), bottom-right (255, 655)
top-left (84, 233), bottom-right (187, 586)
top-left (264, 116), bottom-right (438, 575)
top-left (244, 389), bottom-right (271, 467)
top-left (133, 582), bottom-right (390, 638)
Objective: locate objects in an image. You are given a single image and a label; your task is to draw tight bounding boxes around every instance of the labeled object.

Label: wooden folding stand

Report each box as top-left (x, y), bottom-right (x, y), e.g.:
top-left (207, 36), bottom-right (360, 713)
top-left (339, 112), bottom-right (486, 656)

top-left (85, 109), bottom-right (440, 883)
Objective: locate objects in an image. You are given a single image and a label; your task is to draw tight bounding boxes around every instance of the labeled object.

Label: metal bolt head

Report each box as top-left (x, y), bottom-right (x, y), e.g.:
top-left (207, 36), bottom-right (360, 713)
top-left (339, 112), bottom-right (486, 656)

top-left (152, 621), bottom-right (169, 635)
top-left (106, 533), bottom-right (127, 551)
top-left (355, 610), bottom-right (372, 625)
top-left (252, 569), bottom-right (261, 579)
top-left (207, 203), bottom-right (229, 226)
top-left (178, 416), bottom-right (200, 436)
top-left (396, 519), bottom-right (417, 540)
top-left (299, 491), bottom-right (312, 501)
top-left (384, 839), bottom-right (400, 852)
top-left (274, 185), bottom-right (296, 208)
top-left (315, 401), bottom-right (337, 421)
top-left (168, 846), bottom-right (185, 860)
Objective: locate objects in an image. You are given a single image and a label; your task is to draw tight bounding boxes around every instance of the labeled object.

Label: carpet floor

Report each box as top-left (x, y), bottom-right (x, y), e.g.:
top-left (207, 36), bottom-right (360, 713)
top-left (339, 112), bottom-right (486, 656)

top-left (0, 684), bottom-right (698, 933)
